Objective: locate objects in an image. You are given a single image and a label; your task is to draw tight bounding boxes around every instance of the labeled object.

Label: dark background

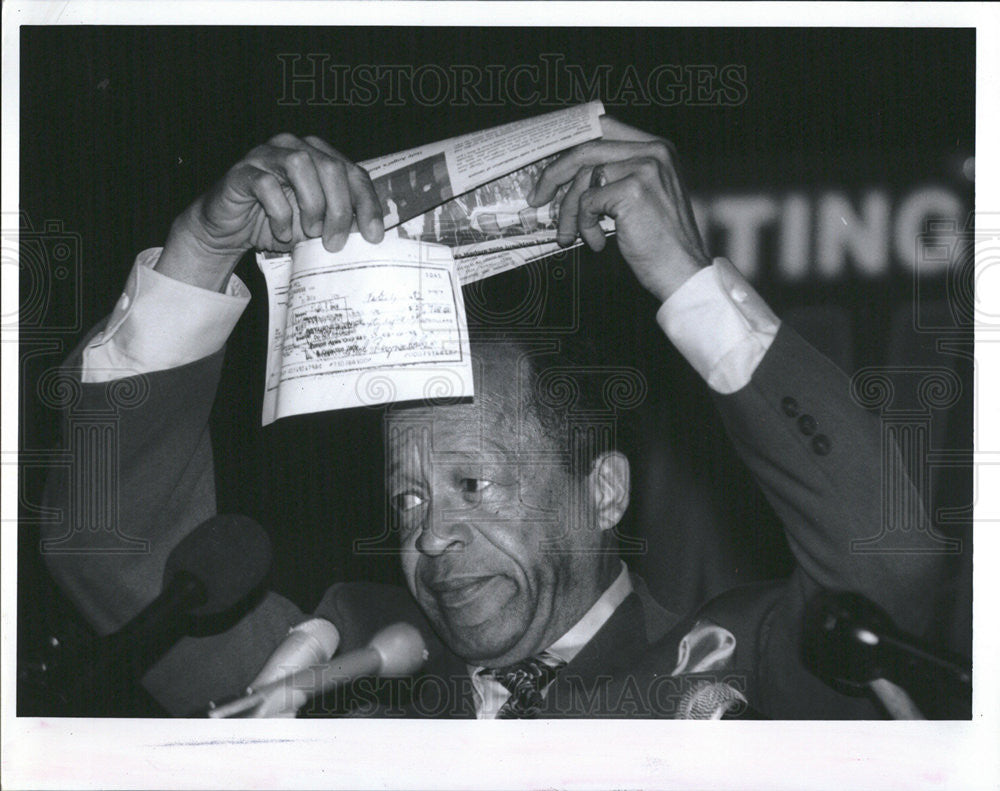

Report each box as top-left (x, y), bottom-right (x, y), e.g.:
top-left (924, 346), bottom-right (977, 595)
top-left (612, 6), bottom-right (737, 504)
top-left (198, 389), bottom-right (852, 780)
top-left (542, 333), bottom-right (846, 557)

top-left (18, 27), bottom-right (975, 690)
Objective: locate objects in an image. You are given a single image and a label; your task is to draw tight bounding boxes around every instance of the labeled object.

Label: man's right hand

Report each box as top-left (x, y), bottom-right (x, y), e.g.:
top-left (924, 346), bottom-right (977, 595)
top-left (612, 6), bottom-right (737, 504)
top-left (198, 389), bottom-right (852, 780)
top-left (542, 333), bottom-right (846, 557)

top-left (156, 134), bottom-right (385, 291)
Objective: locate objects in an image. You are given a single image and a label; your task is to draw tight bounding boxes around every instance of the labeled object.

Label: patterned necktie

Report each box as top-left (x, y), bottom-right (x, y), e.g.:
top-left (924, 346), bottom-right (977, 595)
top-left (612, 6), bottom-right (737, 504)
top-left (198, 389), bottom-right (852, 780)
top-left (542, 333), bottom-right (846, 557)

top-left (487, 655), bottom-right (566, 719)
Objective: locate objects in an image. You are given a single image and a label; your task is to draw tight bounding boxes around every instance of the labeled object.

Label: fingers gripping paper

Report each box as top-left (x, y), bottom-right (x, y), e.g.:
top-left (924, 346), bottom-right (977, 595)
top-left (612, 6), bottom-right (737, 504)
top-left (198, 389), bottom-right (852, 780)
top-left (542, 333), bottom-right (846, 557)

top-left (257, 236), bottom-right (473, 425)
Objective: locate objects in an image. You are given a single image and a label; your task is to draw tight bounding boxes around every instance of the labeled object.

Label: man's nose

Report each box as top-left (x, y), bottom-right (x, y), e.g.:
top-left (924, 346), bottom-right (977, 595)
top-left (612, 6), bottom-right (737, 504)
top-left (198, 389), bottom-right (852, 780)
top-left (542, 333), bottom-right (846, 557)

top-left (415, 503), bottom-right (473, 557)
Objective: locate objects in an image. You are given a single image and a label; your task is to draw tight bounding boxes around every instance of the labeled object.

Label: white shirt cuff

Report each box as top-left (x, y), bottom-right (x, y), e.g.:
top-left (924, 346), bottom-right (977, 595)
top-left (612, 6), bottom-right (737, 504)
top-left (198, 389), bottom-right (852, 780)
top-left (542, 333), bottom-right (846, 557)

top-left (656, 258), bottom-right (780, 394)
top-left (81, 248), bottom-right (250, 383)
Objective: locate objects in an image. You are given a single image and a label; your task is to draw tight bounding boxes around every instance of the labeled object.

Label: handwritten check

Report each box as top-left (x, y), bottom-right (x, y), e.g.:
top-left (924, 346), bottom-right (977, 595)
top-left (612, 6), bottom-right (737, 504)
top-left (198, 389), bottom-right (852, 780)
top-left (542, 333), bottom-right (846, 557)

top-left (257, 235), bottom-right (474, 425)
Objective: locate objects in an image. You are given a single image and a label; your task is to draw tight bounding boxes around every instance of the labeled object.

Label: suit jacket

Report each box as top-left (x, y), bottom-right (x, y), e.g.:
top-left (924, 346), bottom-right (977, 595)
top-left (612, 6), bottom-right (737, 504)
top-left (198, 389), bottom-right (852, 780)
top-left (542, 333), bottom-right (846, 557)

top-left (40, 322), bottom-right (944, 717)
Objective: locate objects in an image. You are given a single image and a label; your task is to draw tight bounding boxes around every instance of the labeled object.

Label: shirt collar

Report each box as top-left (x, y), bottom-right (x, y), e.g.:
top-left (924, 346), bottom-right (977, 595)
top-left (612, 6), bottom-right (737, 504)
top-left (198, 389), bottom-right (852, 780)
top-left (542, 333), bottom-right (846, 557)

top-left (545, 562), bottom-right (633, 664)
top-left (467, 563), bottom-right (633, 718)
top-left (468, 563), bottom-right (632, 677)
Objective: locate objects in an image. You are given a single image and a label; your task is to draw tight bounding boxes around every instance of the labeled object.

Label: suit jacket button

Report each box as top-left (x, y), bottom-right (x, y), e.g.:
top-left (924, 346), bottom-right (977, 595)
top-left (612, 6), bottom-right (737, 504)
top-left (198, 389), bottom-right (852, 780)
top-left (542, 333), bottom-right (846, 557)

top-left (797, 414), bottom-right (817, 436)
top-left (812, 434), bottom-right (832, 455)
top-left (781, 397), bottom-right (799, 417)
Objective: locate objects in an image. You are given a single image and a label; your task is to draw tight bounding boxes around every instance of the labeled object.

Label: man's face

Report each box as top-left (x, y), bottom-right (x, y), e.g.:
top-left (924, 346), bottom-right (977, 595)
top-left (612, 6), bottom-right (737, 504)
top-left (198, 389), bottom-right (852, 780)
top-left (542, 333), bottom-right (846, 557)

top-left (386, 353), bottom-right (609, 667)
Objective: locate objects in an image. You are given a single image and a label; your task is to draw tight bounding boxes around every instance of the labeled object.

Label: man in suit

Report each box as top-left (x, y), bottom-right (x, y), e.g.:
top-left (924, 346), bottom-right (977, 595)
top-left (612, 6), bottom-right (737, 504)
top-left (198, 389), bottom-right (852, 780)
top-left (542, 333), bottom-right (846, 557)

top-left (40, 118), bottom-right (945, 718)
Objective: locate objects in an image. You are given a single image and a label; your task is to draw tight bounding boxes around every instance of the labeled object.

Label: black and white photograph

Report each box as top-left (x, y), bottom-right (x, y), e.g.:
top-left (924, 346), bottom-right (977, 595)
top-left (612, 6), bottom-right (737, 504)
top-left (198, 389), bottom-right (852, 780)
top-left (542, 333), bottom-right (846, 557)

top-left (3, 3), bottom-right (998, 789)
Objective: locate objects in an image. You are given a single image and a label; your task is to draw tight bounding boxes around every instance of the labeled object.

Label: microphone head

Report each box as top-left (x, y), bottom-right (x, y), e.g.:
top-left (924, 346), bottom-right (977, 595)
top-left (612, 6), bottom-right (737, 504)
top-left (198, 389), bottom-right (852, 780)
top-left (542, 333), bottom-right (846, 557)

top-left (163, 514), bottom-right (272, 617)
top-left (677, 681), bottom-right (748, 719)
top-left (369, 622), bottom-right (429, 677)
top-left (250, 618), bottom-right (342, 690)
top-left (802, 590), bottom-right (894, 687)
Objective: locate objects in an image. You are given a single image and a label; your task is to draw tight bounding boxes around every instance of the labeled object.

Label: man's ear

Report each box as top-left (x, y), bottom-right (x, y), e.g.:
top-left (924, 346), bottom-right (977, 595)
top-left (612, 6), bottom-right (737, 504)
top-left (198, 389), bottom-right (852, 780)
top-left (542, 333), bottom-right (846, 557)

top-left (587, 451), bottom-right (631, 532)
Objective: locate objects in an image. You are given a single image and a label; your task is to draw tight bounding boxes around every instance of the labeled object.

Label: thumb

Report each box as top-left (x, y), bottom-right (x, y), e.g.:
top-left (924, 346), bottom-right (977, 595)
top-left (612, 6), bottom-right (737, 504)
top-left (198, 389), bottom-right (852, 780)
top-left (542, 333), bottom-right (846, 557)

top-left (577, 180), bottom-right (639, 251)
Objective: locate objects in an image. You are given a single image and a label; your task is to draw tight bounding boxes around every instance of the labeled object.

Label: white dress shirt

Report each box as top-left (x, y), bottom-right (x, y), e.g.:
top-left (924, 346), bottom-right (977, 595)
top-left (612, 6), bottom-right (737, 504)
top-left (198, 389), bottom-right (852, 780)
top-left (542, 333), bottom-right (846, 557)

top-left (81, 248), bottom-right (250, 383)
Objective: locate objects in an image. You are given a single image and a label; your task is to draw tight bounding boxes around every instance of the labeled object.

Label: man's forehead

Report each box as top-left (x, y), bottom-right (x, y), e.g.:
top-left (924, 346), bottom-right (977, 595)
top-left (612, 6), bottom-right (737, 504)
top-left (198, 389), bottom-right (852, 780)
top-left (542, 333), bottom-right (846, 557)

top-left (385, 396), bottom-right (518, 455)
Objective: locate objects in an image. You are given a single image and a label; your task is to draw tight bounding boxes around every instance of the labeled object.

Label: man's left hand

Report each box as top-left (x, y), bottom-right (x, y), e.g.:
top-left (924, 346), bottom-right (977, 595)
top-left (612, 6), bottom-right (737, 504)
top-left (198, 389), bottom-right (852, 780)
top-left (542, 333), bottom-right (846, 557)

top-left (527, 117), bottom-right (710, 303)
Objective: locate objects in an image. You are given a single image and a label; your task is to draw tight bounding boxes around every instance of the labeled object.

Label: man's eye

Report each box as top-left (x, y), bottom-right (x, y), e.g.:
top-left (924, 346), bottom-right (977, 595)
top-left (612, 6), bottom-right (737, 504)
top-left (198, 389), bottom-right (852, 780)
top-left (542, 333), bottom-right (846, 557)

top-left (392, 492), bottom-right (426, 512)
top-left (460, 478), bottom-right (493, 494)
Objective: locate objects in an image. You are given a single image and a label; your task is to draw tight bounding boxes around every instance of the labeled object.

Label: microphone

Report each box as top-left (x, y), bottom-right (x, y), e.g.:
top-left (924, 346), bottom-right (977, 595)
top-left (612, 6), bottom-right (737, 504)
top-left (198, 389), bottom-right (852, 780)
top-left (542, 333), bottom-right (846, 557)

top-left (28, 515), bottom-right (271, 715)
top-left (242, 618), bottom-right (342, 717)
top-left (802, 590), bottom-right (971, 718)
top-left (677, 681), bottom-right (748, 719)
top-left (101, 514), bottom-right (272, 671)
top-left (207, 621), bottom-right (428, 718)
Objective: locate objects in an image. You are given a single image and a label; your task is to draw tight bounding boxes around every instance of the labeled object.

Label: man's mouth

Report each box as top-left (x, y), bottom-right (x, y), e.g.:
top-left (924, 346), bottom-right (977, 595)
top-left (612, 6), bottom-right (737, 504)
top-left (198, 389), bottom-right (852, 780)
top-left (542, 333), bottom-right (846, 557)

top-left (425, 575), bottom-right (497, 609)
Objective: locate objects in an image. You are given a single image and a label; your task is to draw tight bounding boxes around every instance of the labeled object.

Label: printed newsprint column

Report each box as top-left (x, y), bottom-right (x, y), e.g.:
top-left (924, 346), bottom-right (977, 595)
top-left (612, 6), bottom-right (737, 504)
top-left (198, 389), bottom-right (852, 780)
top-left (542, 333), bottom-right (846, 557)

top-left (256, 235), bottom-right (473, 425)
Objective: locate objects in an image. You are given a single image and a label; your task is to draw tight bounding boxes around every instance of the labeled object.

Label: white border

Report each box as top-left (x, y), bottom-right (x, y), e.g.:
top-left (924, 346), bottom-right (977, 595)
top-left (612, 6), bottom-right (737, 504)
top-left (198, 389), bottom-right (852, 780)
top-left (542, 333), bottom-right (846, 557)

top-left (3, 3), bottom-right (999, 789)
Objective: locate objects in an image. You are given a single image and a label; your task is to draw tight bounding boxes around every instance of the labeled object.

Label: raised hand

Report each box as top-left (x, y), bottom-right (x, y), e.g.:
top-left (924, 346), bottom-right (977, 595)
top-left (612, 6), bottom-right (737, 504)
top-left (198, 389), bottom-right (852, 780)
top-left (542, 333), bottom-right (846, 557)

top-left (527, 117), bottom-right (710, 303)
top-left (156, 134), bottom-right (384, 291)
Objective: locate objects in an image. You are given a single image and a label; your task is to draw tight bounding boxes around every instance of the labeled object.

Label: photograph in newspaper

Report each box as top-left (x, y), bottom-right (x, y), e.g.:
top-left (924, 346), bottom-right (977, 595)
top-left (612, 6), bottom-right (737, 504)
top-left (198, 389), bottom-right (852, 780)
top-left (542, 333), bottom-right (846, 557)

top-left (372, 152), bottom-right (453, 227)
top-left (395, 157), bottom-right (550, 247)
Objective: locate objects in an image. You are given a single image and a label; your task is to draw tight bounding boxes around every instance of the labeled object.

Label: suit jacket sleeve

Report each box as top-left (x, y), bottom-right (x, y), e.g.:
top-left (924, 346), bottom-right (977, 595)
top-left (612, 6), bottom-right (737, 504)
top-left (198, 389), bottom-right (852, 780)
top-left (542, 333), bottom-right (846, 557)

top-left (41, 327), bottom-right (305, 715)
top-left (703, 322), bottom-right (946, 718)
